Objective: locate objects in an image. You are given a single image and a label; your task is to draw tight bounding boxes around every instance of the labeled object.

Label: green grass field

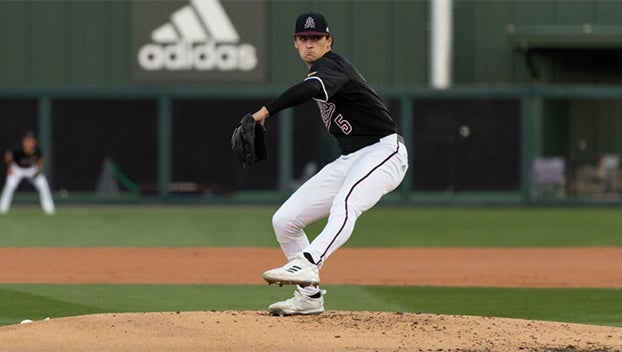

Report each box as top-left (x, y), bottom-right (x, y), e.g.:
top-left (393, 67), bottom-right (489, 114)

top-left (1, 205), bottom-right (621, 327)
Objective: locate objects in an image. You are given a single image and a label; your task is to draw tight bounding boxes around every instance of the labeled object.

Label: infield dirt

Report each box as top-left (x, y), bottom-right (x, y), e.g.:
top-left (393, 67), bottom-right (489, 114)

top-left (0, 247), bottom-right (621, 351)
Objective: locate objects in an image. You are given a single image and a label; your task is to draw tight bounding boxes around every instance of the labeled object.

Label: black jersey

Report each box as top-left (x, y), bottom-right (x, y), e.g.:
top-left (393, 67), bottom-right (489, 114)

top-left (8, 145), bottom-right (42, 168)
top-left (305, 51), bottom-right (400, 154)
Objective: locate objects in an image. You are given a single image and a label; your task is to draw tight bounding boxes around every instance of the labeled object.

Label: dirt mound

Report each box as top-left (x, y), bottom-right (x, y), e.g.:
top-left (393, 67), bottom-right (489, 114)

top-left (1, 311), bottom-right (619, 352)
top-left (1, 248), bottom-right (620, 351)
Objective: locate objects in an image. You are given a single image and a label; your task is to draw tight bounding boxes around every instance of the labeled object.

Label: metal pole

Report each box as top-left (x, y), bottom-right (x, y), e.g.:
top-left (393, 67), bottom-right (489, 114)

top-left (520, 89), bottom-right (541, 203)
top-left (158, 96), bottom-right (172, 201)
top-left (37, 96), bottom-right (52, 179)
top-left (430, 0), bottom-right (453, 89)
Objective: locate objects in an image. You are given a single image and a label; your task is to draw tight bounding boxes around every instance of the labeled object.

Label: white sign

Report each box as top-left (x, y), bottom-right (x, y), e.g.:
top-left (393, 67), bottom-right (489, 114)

top-left (132, 0), bottom-right (265, 82)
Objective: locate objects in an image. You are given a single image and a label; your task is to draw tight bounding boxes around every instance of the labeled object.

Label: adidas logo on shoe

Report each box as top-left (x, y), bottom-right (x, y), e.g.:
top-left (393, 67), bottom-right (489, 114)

top-left (285, 265), bottom-right (302, 273)
top-left (263, 253), bottom-right (320, 287)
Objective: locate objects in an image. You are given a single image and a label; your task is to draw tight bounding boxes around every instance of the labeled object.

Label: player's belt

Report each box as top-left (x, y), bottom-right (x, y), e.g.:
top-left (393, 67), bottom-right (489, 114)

top-left (380, 134), bottom-right (405, 144)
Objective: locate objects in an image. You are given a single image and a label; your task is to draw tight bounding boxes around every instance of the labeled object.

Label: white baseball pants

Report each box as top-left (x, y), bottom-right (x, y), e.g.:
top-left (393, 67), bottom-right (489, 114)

top-left (0, 164), bottom-right (55, 214)
top-left (272, 133), bottom-right (408, 267)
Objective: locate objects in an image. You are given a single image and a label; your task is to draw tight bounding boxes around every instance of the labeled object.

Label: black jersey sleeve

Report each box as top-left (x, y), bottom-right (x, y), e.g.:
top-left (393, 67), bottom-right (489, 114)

top-left (306, 55), bottom-right (350, 102)
top-left (265, 79), bottom-right (323, 116)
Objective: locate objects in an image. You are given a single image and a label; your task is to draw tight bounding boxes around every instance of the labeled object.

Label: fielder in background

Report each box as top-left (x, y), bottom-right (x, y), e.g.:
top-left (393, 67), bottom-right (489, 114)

top-left (0, 131), bottom-right (56, 215)
top-left (252, 12), bottom-right (409, 315)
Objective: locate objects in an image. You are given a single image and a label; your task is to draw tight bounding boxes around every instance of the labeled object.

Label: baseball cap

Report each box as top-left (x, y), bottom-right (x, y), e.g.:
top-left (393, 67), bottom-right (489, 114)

top-left (294, 12), bottom-right (330, 37)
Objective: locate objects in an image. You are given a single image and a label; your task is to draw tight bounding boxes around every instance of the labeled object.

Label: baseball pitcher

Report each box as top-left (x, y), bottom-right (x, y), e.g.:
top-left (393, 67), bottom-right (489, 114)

top-left (248, 12), bottom-right (409, 315)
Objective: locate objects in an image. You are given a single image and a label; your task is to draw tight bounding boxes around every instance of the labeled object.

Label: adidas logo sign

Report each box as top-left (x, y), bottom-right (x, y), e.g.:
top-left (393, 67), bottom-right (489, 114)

top-left (137, 0), bottom-right (257, 72)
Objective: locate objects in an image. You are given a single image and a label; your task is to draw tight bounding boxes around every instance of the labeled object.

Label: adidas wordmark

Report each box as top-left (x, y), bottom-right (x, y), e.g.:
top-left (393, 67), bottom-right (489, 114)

top-left (138, 0), bottom-right (257, 72)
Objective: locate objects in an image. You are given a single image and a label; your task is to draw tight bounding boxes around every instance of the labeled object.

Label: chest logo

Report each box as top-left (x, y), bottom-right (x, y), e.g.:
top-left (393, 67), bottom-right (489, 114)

top-left (316, 101), bottom-right (335, 130)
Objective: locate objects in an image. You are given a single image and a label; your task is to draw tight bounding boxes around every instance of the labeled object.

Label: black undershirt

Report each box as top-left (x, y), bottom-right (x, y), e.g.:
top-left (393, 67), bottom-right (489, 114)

top-left (265, 79), bottom-right (323, 116)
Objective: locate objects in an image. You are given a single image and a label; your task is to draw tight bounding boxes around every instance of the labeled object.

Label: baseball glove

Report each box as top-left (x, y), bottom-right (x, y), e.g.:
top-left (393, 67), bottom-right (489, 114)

top-left (231, 113), bottom-right (267, 167)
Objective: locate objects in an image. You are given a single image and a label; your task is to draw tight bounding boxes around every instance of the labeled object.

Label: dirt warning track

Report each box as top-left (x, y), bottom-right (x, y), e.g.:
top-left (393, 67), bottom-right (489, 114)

top-left (1, 247), bottom-right (621, 287)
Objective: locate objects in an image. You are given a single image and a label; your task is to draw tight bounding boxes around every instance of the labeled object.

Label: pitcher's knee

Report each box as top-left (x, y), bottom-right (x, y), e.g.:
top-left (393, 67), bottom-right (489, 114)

top-left (272, 210), bottom-right (296, 234)
top-left (272, 211), bottom-right (304, 241)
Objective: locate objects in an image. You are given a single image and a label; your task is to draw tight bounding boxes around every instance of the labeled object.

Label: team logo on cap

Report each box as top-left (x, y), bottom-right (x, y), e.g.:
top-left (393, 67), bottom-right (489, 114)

top-left (304, 16), bottom-right (316, 29)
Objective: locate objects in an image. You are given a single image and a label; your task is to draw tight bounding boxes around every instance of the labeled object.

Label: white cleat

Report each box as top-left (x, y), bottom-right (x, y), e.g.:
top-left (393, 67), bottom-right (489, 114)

top-left (268, 289), bottom-right (326, 316)
top-left (263, 252), bottom-right (320, 287)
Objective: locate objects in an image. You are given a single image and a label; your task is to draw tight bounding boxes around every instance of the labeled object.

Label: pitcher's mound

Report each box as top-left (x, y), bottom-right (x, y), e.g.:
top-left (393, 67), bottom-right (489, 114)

top-left (1, 311), bottom-right (620, 351)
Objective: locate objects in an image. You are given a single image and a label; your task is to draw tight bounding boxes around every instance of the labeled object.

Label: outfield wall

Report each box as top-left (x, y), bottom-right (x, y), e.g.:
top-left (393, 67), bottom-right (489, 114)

top-left (1, 1), bottom-right (622, 204)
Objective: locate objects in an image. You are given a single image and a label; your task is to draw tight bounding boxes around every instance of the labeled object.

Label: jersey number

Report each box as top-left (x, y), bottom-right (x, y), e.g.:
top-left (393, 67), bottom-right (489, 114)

top-left (334, 114), bottom-right (352, 134)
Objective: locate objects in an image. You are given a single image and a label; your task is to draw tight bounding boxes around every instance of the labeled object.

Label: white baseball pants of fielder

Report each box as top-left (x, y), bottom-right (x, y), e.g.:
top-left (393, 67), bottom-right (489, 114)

top-left (272, 133), bottom-right (408, 266)
top-left (0, 164), bottom-right (55, 214)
